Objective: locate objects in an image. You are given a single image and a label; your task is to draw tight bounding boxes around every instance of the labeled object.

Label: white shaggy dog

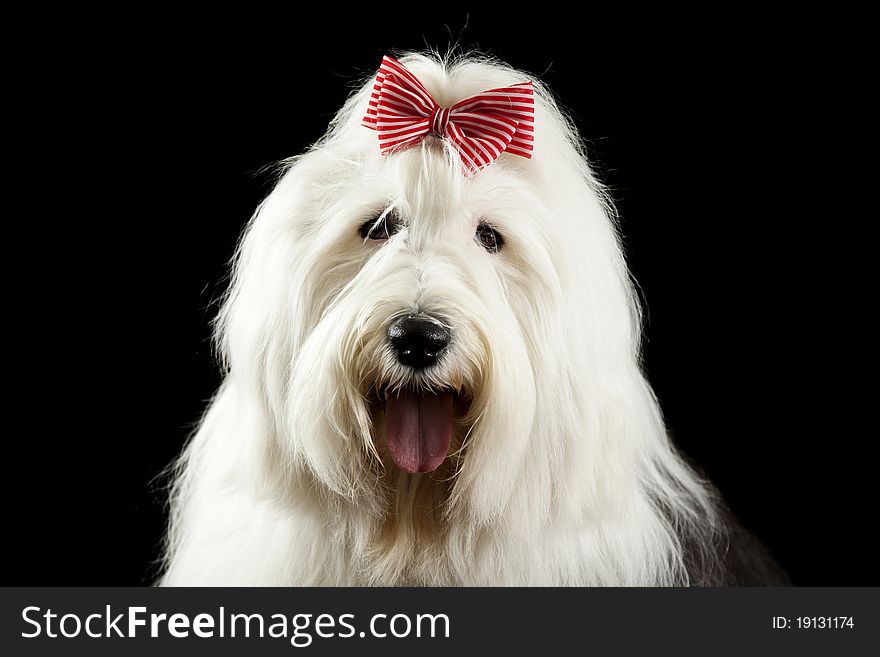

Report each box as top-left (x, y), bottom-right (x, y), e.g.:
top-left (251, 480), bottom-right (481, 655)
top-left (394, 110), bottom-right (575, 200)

top-left (160, 52), bottom-right (784, 586)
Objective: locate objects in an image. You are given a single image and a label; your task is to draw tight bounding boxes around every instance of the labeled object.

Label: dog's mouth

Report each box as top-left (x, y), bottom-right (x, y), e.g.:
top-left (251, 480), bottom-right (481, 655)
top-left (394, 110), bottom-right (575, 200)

top-left (375, 386), bottom-right (463, 474)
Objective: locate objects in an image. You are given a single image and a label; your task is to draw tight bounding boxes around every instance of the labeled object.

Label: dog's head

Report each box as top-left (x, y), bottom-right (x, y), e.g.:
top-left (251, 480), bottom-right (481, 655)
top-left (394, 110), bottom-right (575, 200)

top-left (217, 53), bottom-right (643, 523)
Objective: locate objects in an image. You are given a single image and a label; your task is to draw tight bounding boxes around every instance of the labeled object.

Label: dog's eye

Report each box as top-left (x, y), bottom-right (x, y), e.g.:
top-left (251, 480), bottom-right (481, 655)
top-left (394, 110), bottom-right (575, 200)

top-left (359, 211), bottom-right (403, 241)
top-left (475, 222), bottom-right (503, 253)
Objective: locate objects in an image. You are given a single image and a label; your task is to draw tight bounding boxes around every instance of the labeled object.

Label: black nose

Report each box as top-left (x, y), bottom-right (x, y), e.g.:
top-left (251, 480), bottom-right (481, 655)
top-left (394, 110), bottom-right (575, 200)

top-left (387, 315), bottom-right (451, 369)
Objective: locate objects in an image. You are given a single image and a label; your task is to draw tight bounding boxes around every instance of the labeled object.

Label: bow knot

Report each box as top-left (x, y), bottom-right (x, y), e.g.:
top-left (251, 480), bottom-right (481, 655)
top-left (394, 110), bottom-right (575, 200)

top-left (362, 56), bottom-right (535, 174)
top-left (431, 106), bottom-right (452, 137)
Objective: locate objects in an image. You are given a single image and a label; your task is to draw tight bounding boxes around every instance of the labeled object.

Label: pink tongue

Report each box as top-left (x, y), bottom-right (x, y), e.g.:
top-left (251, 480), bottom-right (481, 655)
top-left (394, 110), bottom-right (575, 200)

top-left (385, 390), bottom-right (453, 473)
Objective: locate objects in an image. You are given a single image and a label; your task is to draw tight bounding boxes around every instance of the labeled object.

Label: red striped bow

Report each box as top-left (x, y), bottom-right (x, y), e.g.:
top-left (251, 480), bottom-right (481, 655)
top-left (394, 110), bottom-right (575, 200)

top-left (362, 56), bottom-right (535, 174)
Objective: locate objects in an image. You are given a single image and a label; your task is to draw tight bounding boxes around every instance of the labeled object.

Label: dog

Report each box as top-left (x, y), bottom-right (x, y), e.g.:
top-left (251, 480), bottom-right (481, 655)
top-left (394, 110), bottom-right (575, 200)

top-left (160, 52), bottom-right (786, 586)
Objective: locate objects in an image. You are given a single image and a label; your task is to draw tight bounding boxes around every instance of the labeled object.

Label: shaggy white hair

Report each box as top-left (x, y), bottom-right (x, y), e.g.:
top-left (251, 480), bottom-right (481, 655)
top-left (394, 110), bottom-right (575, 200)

top-left (160, 52), bottom-right (723, 586)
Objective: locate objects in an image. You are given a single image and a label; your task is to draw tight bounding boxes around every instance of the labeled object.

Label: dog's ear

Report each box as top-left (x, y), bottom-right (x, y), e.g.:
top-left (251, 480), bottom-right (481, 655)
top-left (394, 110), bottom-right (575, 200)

top-left (214, 153), bottom-right (333, 393)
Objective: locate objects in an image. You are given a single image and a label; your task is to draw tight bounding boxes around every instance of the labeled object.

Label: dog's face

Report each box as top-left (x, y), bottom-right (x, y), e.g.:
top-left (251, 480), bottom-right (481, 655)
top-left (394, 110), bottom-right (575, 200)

top-left (221, 57), bottom-right (635, 521)
top-left (279, 145), bottom-right (559, 490)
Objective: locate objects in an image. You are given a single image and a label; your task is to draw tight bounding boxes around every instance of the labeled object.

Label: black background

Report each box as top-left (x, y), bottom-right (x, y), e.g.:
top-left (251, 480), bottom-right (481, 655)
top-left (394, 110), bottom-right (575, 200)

top-left (8, 11), bottom-right (873, 585)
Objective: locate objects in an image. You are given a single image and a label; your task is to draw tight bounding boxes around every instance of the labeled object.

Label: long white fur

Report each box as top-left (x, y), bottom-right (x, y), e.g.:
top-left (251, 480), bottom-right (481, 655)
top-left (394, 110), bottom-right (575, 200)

top-left (160, 52), bottom-right (723, 586)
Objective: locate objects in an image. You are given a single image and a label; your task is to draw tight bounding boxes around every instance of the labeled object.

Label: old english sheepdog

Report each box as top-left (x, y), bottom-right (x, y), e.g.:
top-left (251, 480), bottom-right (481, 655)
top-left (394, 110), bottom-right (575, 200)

top-left (160, 52), bottom-right (786, 586)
